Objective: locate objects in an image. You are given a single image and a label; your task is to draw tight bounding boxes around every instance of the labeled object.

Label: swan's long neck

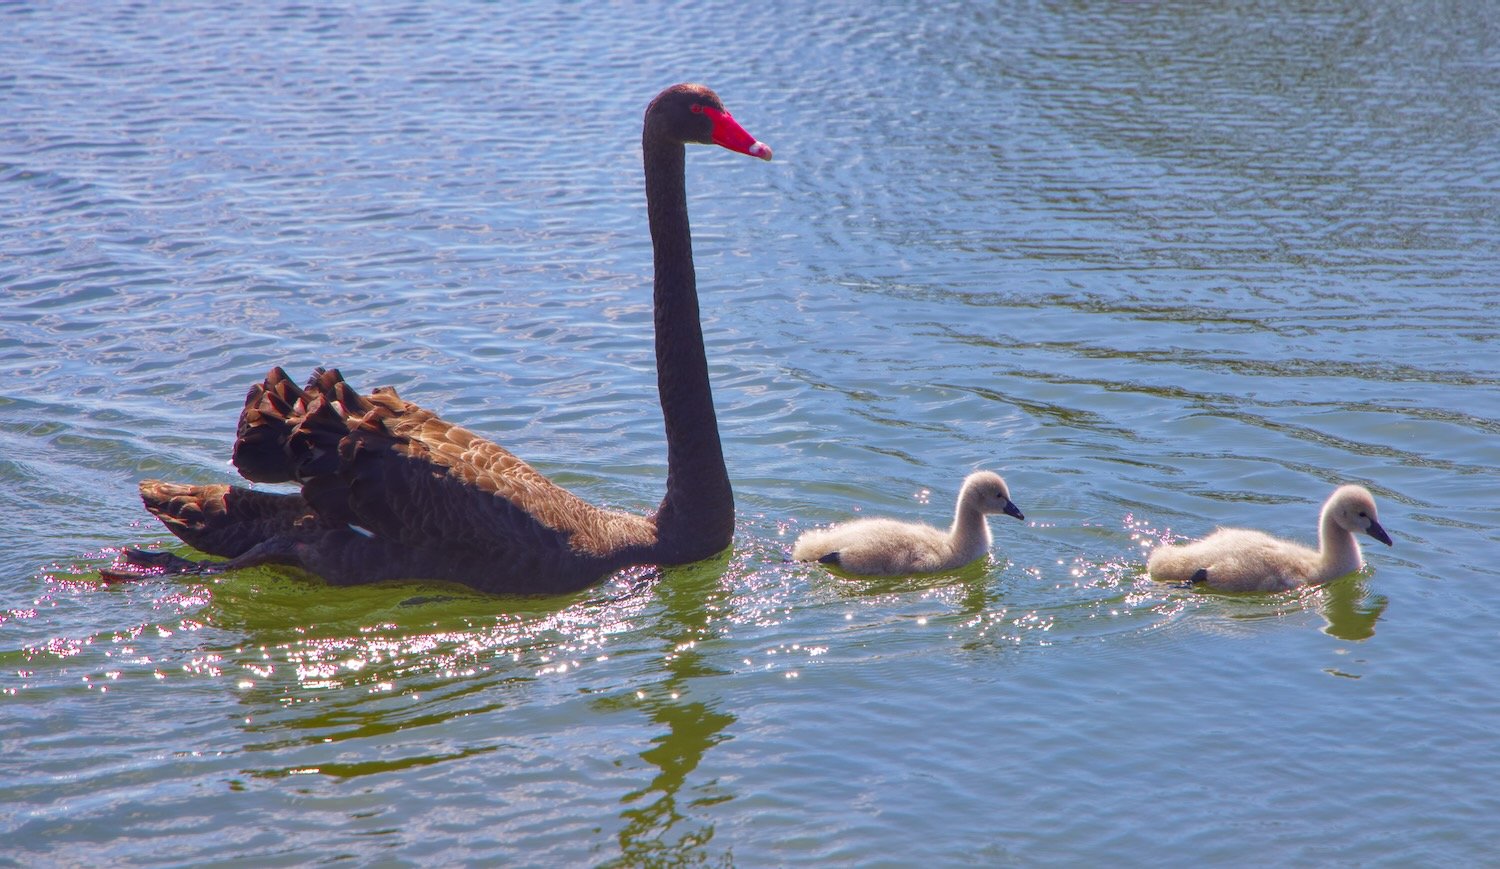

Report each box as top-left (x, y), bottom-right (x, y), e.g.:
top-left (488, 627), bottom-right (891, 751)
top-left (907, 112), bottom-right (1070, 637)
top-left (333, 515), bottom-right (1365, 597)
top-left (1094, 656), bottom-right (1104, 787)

top-left (1318, 504), bottom-right (1363, 580)
top-left (643, 135), bottom-right (734, 560)
top-left (947, 498), bottom-right (993, 563)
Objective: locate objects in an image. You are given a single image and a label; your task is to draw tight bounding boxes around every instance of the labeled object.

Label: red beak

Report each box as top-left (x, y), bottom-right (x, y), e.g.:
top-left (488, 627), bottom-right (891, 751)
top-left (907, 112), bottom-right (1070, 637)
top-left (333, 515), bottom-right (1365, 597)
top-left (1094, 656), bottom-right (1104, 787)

top-left (702, 107), bottom-right (772, 161)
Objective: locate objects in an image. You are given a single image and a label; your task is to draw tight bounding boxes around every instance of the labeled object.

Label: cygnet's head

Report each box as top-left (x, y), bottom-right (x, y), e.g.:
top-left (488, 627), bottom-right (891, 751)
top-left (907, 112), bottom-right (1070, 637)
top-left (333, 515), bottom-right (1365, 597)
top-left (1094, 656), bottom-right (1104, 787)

top-left (961, 471), bottom-right (1024, 521)
top-left (1326, 484), bottom-right (1393, 546)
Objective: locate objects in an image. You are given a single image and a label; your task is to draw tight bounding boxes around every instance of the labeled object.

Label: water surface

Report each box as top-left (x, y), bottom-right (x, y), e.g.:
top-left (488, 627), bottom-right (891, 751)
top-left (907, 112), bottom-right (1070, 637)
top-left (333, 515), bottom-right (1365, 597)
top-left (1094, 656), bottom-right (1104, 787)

top-left (3, 1), bottom-right (1498, 864)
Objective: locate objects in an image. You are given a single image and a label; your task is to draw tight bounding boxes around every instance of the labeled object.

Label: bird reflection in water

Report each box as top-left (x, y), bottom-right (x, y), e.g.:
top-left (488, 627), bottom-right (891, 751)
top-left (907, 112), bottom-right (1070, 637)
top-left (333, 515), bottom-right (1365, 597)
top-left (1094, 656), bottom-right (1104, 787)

top-left (598, 551), bottom-right (737, 868)
top-left (1314, 576), bottom-right (1388, 643)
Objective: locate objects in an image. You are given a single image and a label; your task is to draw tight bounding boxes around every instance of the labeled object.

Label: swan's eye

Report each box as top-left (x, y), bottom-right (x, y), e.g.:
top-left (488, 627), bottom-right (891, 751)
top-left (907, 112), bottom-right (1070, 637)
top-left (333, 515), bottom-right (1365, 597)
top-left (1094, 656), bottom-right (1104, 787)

top-left (690, 104), bottom-right (704, 114)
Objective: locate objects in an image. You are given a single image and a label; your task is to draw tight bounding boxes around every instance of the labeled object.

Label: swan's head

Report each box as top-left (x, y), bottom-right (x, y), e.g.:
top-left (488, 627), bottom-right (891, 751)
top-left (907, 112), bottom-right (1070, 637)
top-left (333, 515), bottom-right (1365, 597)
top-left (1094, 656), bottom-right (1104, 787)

top-left (960, 471), bottom-right (1024, 522)
top-left (646, 83), bottom-right (773, 161)
top-left (1326, 484), bottom-right (1393, 546)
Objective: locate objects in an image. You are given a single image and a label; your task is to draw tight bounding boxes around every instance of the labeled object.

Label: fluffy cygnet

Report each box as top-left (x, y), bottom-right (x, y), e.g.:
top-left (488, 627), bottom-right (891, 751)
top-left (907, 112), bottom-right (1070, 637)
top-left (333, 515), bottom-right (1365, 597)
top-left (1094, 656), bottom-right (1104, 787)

top-left (792, 471), bottom-right (1024, 576)
top-left (1147, 484), bottom-right (1393, 592)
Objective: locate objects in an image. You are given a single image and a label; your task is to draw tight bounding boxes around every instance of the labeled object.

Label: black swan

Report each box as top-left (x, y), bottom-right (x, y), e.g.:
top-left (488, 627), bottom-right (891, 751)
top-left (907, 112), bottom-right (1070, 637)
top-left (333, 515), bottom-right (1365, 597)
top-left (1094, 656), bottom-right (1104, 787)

top-left (125, 83), bottom-right (772, 594)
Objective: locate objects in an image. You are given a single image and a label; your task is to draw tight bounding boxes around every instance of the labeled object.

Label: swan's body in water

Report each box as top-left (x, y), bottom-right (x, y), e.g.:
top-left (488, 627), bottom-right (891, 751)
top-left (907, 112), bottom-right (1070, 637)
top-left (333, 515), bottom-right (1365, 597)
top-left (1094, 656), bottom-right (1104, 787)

top-left (124, 84), bottom-right (771, 595)
top-left (1147, 484), bottom-right (1393, 592)
top-left (791, 471), bottom-right (1024, 576)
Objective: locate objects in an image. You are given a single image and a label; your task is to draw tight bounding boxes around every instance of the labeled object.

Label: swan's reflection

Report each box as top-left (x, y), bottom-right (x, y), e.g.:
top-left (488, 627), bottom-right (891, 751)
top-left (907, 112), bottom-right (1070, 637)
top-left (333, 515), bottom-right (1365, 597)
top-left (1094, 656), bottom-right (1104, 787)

top-left (1316, 575), bottom-right (1388, 642)
top-left (604, 552), bottom-right (737, 867)
top-left (1195, 569), bottom-right (1389, 648)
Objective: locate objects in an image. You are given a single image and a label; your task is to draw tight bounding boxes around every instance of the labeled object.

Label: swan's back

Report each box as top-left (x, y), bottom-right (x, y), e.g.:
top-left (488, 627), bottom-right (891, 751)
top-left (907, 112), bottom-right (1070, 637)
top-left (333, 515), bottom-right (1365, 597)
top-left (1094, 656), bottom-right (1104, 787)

top-left (1147, 528), bottom-right (1319, 592)
top-left (792, 517), bottom-right (954, 576)
top-left (334, 386), bottom-right (656, 558)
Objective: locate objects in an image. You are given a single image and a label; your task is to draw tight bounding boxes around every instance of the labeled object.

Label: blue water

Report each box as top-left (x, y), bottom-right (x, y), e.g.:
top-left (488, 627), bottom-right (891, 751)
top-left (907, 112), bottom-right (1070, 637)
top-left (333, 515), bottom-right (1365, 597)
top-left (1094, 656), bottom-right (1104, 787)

top-left (4, 1), bottom-right (1499, 864)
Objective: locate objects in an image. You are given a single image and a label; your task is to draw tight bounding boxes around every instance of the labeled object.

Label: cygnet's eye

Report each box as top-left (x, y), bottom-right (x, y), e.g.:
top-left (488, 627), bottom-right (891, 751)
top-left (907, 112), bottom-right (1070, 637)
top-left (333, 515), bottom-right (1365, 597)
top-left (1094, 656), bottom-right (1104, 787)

top-left (1358, 511), bottom-right (1369, 518)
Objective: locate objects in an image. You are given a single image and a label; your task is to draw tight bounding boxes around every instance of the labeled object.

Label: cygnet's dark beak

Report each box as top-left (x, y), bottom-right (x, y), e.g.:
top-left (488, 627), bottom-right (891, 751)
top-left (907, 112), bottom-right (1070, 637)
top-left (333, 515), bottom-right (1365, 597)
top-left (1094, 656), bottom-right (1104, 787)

top-left (1366, 519), bottom-right (1393, 546)
top-left (1004, 501), bottom-right (1025, 522)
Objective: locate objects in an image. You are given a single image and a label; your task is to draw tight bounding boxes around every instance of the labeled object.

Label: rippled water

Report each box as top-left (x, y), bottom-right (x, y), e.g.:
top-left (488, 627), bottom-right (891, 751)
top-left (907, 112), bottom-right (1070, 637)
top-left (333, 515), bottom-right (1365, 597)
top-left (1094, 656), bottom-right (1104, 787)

top-left (4, 1), bottom-right (1498, 864)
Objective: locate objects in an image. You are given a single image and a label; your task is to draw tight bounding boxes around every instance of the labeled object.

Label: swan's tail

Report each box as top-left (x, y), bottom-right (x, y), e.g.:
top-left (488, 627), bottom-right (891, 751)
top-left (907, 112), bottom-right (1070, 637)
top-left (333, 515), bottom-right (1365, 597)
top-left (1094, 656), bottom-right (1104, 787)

top-left (138, 480), bottom-right (309, 558)
top-left (232, 367), bottom-right (373, 484)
